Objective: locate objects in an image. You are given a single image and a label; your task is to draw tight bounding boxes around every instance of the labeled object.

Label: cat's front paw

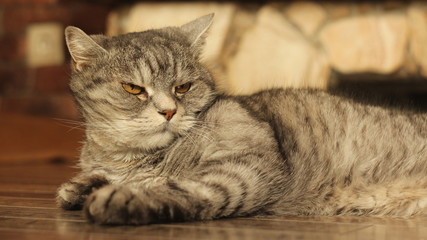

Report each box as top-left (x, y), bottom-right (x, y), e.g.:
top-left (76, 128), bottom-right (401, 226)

top-left (84, 185), bottom-right (152, 225)
top-left (57, 175), bottom-right (108, 210)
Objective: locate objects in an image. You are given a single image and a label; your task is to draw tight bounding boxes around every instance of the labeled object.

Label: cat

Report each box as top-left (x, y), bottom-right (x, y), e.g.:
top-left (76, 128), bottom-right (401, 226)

top-left (57, 13), bottom-right (427, 225)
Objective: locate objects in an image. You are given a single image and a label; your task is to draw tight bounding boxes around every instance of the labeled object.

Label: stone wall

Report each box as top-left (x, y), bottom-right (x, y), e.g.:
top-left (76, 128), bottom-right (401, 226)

top-left (108, 1), bottom-right (427, 94)
top-left (0, 0), bottom-right (112, 119)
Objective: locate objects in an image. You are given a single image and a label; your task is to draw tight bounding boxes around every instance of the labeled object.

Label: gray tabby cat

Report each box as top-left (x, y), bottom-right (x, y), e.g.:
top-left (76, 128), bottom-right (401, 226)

top-left (57, 14), bottom-right (427, 225)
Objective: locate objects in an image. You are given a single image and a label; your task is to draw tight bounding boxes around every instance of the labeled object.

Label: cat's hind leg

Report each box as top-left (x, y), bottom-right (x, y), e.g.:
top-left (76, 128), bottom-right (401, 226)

top-left (331, 178), bottom-right (427, 216)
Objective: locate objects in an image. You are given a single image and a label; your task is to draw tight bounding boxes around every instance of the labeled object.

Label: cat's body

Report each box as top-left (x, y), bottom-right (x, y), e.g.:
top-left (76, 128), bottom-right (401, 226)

top-left (57, 14), bottom-right (427, 225)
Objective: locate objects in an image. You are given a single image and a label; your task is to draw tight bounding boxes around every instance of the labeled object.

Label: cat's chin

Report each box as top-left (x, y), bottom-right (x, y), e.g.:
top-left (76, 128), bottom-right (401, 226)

top-left (138, 130), bottom-right (176, 151)
top-left (110, 131), bottom-right (176, 162)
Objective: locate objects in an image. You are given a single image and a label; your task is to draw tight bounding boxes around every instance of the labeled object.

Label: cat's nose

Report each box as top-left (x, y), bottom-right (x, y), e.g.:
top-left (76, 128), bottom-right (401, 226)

top-left (158, 110), bottom-right (177, 121)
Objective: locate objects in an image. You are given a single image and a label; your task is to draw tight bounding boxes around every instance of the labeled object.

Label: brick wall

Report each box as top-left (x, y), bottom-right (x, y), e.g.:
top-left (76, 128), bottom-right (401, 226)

top-left (0, 0), bottom-right (112, 119)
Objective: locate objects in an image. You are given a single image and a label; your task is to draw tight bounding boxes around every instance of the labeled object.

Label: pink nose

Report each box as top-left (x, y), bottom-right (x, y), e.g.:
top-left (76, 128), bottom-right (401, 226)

top-left (158, 110), bottom-right (176, 121)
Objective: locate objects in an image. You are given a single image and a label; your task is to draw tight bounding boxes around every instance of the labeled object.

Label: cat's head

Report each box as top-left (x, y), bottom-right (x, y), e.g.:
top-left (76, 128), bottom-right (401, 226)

top-left (65, 14), bottom-right (217, 152)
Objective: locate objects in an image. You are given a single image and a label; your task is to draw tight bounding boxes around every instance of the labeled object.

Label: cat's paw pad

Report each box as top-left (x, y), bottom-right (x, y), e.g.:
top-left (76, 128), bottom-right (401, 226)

top-left (57, 175), bottom-right (108, 210)
top-left (84, 185), bottom-right (148, 225)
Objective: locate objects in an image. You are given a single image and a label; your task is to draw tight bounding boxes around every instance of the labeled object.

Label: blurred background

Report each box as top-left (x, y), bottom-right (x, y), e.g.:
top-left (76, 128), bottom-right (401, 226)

top-left (1, 0), bottom-right (427, 164)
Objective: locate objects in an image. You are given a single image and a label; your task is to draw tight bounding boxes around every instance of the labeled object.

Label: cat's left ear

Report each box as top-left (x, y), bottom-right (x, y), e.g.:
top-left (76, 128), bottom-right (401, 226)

top-left (180, 13), bottom-right (214, 52)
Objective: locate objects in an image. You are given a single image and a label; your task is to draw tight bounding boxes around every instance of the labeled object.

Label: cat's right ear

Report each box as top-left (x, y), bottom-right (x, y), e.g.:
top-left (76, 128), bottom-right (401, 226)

top-left (65, 26), bottom-right (108, 72)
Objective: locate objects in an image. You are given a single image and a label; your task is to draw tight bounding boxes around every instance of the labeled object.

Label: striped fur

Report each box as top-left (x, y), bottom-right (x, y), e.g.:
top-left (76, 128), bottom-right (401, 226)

top-left (57, 14), bottom-right (427, 225)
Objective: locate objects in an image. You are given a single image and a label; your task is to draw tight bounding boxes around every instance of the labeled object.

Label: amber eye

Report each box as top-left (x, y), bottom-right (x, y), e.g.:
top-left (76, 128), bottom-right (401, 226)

top-left (122, 83), bottom-right (145, 95)
top-left (175, 83), bottom-right (192, 94)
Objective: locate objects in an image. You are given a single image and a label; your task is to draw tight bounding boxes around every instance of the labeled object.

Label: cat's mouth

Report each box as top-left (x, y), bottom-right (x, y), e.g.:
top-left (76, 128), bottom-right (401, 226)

top-left (158, 121), bottom-right (177, 133)
top-left (158, 120), bottom-right (191, 137)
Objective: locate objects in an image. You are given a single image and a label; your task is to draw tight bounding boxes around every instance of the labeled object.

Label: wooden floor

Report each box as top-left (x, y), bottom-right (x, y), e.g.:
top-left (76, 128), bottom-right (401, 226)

top-left (1, 114), bottom-right (427, 239)
top-left (2, 161), bottom-right (427, 239)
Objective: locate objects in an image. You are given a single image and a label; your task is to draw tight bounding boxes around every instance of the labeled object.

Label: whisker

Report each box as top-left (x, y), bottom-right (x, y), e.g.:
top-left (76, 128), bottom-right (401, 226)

top-left (54, 118), bottom-right (87, 132)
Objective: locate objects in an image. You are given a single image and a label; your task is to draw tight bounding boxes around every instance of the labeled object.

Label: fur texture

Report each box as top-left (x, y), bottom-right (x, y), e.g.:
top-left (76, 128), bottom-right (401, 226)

top-left (57, 14), bottom-right (427, 225)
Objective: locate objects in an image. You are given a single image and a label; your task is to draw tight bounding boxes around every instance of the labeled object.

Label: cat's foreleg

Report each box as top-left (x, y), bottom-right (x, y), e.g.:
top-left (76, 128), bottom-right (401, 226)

top-left (83, 179), bottom-right (233, 225)
top-left (84, 163), bottom-right (280, 225)
top-left (57, 174), bottom-right (109, 210)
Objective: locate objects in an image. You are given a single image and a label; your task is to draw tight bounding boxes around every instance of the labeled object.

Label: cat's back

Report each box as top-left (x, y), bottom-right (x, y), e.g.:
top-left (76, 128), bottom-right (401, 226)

top-left (237, 88), bottom-right (426, 145)
top-left (237, 88), bottom-right (340, 123)
top-left (237, 88), bottom-right (426, 182)
top-left (236, 88), bottom-right (351, 155)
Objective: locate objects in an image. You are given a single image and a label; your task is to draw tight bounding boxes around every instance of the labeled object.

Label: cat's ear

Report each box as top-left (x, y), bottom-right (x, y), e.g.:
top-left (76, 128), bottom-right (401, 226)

top-left (180, 13), bottom-right (214, 51)
top-left (65, 26), bottom-right (108, 72)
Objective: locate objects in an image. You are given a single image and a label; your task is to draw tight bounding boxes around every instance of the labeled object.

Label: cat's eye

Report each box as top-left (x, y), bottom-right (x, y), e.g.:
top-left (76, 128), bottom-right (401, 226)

top-left (122, 83), bottom-right (145, 95)
top-left (175, 83), bottom-right (192, 94)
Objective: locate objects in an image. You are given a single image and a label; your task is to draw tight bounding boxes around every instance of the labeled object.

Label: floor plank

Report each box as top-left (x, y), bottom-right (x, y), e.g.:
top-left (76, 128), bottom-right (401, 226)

top-left (0, 217), bottom-right (355, 240)
top-left (0, 196), bottom-right (56, 208)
